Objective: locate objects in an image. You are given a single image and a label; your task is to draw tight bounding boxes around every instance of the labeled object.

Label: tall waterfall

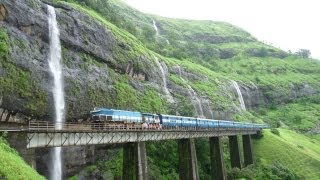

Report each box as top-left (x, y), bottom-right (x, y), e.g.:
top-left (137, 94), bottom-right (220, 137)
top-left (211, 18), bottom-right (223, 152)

top-left (177, 67), bottom-right (204, 117)
top-left (231, 80), bottom-right (246, 111)
top-left (152, 20), bottom-right (159, 35)
top-left (47, 5), bottom-right (65, 180)
top-left (154, 55), bottom-right (174, 103)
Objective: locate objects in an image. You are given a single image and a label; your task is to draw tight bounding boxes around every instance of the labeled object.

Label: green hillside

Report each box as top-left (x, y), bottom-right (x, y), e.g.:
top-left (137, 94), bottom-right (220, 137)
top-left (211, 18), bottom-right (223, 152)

top-left (1, 0), bottom-right (319, 179)
top-left (0, 137), bottom-right (44, 180)
top-left (54, 0), bottom-right (320, 179)
top-left (59, 0), bottom-right (320, 113)
top-left (253, 129), bottom-right (320, 179)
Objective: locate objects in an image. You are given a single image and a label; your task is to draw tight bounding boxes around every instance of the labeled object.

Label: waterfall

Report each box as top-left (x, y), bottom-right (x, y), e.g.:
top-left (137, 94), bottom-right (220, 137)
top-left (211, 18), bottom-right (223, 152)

top-left (152, 19), bottom-right (170, 45)
top-left (231, 80), bottom-right (246, 111)
top-left (153, 56), bottom-right (174, 103)
top-left (186, 84), bottom-right (204, 117)
top-left (177, 67), bottom-right (204, 117)
top-left (152, 20), bottom-right (159, 35)
top-left (47, 5), bottom-right (65, 180)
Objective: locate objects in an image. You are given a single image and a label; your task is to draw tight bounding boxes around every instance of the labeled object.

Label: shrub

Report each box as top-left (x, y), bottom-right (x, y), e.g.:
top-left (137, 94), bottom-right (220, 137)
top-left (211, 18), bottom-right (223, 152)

top-left (270, 162), bottom-right (298, 180)
top-left (252, 130), bottom-right (264, 139)
top-left (297, 145), bottom-right (304, 149)
top-left (270, 128), bottom-right (280, 136)
top-left (228, 167), bottom-right (254, 180)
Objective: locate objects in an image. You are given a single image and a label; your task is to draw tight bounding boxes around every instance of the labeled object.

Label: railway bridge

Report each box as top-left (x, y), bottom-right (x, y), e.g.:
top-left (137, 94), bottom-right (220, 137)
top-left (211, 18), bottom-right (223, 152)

top-left (2, 121), bottom-right (263, 180)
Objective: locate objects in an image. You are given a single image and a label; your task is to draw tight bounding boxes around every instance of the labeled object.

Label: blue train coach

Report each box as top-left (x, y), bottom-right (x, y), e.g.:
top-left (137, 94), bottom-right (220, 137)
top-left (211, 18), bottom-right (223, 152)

top-left (90, 108), bottom-right (142, 123)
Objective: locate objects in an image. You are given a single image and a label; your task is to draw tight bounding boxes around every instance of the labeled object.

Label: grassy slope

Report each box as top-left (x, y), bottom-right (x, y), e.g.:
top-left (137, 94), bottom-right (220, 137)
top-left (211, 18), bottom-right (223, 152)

top-left (0, 138), bottom-right (44, 180)
top-left (253, 129), bottom-right (320, 179)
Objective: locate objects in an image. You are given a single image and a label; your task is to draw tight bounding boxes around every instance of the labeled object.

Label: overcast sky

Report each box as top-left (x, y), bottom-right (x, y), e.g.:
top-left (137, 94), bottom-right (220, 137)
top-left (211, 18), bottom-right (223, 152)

top-left (123, 0), bottom-right (319, 59)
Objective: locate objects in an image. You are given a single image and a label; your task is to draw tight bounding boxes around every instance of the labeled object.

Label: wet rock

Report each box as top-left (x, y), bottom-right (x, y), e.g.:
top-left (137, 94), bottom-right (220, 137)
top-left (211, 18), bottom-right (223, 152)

top-left (20, 25), bottom-right (32, 34)
top-left (0, 4), bottom-right (6, 21)
top-left (0, 108), bottom-right (29, 123)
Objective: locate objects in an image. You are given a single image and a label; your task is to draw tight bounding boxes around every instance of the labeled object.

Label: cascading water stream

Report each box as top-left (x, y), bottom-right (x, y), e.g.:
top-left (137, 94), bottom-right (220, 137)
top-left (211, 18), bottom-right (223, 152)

top-left (152, 19), bottom-right (170, 45)
top-left (231, 80), bottom-right (246, 111)
top-left (152, 20), bottom-right (159, 35)
top-left (153, 55), bottom-right (174, 103)
top-left (47, 5), bottom-right (65, 180)
top-left (177, 67), bottom-right (204, 117)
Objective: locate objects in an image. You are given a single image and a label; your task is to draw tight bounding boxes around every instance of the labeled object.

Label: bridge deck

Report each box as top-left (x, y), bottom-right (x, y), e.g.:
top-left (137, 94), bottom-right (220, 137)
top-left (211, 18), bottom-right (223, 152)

top-left (0, 121), bottom-right (261, 148)
top-left (17, 121), bottom-right (261, 148)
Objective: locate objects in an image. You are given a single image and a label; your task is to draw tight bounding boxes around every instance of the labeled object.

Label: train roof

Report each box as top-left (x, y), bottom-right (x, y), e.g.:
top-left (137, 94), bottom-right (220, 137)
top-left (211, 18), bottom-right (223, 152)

top-left (91, 107), bottom-right (141, 114)
top-left (160, 114), bottom-right (197, 119)
top-left (141, 113), bottom-right (158, 116)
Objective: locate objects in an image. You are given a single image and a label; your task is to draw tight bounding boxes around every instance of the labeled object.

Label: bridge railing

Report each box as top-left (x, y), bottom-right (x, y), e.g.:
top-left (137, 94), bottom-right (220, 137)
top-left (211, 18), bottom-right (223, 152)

top-left (28, 121), bottom-right (260, 132)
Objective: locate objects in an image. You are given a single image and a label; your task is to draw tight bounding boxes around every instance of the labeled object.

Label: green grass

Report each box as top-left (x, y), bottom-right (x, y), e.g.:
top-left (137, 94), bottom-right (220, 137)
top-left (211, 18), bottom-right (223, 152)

top-left (258, 100), bottom-right (320, 131)
top-left (0, 137), bottom-right (44, 180)
top-left (253, 129), bottom-right (320, 179)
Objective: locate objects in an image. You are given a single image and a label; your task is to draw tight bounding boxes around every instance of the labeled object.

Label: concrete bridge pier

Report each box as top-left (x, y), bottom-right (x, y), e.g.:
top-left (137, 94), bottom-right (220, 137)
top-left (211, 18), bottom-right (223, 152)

top-left (228, 135), bottom-right (242, 169)
top-left (178, 138), bottom-right (199, 180)
top-left (209, 137), bottom-right (227, 180)
top-left (242, 134), bottom-right (253, 166)
top-left (123, 142), bottom-right (148, 180)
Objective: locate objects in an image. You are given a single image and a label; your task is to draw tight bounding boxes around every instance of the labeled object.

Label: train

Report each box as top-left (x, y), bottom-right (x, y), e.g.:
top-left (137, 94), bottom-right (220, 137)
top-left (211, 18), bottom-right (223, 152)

top-left (90, 107), bottom-right (269, 130)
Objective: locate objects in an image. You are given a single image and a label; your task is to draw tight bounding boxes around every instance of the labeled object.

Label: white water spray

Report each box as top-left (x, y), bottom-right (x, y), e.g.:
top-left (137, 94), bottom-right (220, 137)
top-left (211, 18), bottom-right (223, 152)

top-left (154, 55), bottom-right (174, 103)
top-left (177, 67), bottom-right (204, 117)
top-left (231, 80), bottom-right (246, 111)
top-left (47, 5), bottom-right (65, 180)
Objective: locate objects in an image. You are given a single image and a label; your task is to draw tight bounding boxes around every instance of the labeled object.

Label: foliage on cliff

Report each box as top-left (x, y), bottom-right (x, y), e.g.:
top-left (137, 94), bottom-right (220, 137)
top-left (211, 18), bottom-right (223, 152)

top-left (0, 136), bottom-right (44, 180)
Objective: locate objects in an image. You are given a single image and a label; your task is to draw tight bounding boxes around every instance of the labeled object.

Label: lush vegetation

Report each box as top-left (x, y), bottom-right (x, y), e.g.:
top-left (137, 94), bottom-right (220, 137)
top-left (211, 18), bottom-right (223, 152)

top-left (51, 0), bottom-right (320, 179)
top-left (0, 136), bottom-right (44, 179)
top-left (2, 0), bottom-right (319, 179)
top-left (253, 129), bottom-right (320, 179)
top-left (258, 98), bottom-right (320, 131)
top-left (57, 0), bottom-right (320, 114)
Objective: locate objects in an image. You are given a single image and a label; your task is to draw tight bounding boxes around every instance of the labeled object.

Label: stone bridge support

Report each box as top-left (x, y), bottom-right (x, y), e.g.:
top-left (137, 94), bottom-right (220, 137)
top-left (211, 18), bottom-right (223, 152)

top-left (209, 137), bottom-right (227, 180)
top-left (228, 135), bottom-right (242, 169)
top-left (123, 142), bottom-right (148, 180)
top-left (242, 135), bottom-right (253, 166)
top-left (178, 138), bottom-right (199, 180)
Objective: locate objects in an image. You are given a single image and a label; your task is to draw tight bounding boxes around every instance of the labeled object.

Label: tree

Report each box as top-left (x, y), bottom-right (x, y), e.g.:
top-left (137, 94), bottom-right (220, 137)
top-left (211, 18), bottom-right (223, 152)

top-left (294, 49), bottom-right (311, 58)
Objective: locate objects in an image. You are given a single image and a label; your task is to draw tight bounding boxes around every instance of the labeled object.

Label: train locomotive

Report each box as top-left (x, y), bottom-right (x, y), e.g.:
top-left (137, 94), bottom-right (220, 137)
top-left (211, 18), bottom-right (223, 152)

top-left (90, 107), bottom-right (269, 130)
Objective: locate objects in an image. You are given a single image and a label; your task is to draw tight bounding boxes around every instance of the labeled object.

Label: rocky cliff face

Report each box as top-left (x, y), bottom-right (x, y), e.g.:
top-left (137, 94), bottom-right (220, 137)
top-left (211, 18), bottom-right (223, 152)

top-left (0, 0), bottom-right (319, 178)
top-left (0, 0), bottom-right (161, 120)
